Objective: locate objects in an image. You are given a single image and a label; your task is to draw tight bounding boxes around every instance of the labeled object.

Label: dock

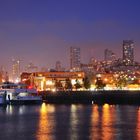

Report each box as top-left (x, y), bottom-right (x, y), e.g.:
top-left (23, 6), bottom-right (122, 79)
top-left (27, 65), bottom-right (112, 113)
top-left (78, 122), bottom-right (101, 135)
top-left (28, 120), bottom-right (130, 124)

top-left (40, 90), bottom-right (140, 105)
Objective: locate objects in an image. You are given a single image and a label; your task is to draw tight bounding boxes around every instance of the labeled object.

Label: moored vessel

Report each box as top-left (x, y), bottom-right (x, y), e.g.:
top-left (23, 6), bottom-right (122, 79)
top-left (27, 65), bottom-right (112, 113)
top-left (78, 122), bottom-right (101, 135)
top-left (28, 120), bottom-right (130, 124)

top-left (0, 91), bottom-right (7, 105)
top-left (0, 82), bottom-right (42, 105)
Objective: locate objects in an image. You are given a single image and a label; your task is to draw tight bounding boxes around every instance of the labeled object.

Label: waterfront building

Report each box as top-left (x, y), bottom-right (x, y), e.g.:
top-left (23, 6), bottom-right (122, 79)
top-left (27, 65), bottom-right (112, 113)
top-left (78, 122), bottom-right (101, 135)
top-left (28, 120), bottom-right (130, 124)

top-left (123, 40), bottom-right (134, 65)
top-left (20, 72), bottom-right (32, 85)
top-left (21, 71), bottom-right (85, 91)
top-left (70, 47), bottom-right (81, 71)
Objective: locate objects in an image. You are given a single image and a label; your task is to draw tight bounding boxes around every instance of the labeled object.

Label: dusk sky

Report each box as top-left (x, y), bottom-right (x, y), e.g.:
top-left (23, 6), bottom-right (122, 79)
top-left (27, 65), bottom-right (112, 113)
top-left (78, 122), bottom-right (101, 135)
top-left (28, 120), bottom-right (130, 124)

top-left (0, 0), bottom-right (140, 72)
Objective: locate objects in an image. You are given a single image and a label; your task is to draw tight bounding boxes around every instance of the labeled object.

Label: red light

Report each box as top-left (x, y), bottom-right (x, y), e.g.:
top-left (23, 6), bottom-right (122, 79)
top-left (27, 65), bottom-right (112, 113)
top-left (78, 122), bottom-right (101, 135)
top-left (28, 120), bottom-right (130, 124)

top-left (28, 85), bottom-right (33, 89)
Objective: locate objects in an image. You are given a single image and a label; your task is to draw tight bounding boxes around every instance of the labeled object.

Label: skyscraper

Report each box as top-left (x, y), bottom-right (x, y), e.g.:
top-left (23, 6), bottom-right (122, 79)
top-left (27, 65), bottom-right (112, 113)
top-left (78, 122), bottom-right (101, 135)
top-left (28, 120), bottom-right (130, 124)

top-left (70, 47), bottom-right (81, 71)
top-left (123, 40), bottom-right (134, 65)
top-left (12, 59), bottom-right (21, 82)
top-left (55, 61), bottom-right (62, 71)
top-left (104, 49), bottom-right (116, 62)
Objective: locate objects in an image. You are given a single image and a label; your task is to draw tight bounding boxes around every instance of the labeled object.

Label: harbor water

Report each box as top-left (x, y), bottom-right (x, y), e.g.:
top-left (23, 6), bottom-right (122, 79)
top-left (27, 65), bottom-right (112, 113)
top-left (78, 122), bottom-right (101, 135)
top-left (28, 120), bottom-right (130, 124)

top-left (0, 104), bottom-right (140, 140)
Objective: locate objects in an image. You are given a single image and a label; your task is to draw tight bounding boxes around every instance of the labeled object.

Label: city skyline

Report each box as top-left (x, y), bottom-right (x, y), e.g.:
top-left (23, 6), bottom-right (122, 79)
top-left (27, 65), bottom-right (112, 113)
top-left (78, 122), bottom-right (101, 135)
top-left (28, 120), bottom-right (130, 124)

top-left (0, 1), bottom-right (140, 138)
top-left (0, 0), bottom-right (140, 72)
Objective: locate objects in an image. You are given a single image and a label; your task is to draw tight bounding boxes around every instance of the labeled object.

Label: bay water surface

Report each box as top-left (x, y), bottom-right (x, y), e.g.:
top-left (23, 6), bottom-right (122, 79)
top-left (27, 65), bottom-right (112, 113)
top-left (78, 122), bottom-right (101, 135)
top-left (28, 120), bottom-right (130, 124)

top-left (0, 103), bottom-right (140, 140)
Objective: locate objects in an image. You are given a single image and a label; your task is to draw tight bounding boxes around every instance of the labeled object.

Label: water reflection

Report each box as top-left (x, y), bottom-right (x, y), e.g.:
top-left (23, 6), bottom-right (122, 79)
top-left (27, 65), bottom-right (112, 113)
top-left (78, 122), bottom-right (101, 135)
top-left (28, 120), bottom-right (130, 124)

top-left (90, 105), bottom-right (100, 139)
top-left (90, 104), bottom-right (115, 140)
top-left (0, 104), bottom-right (140, 140)
top-left (69, 105), bottom-right (92, 140)
top-left (53, 105), bottom-right (71, 140)
top-left (5, 105), bottom-right (30, 115)
top-left (136, 107), bottom-right (140, 140)
top-left (102, 104), bottom-right (115, 140)
top-left (115, 106), bottom-right (139, 139)
top-left (36, 103), bottom-right (55, 140)
top-left (0, 105), bottom-right (40, 140)
top-left (6, 105), bottom-right (13, 115)
top-left (90, 104), bottom-right (140, 140)
top-left (69, 105), bottom-right (79, 140)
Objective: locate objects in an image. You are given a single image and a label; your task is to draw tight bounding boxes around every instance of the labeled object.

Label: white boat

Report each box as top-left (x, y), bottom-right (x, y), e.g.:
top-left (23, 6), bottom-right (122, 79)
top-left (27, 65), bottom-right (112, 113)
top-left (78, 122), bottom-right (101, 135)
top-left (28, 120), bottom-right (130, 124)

top-left (10, 91), bottom-right (42, 105)
top-left (0, 91), bottom-right (6, 105)
top-left (0, 82), bottom-right (42, 105)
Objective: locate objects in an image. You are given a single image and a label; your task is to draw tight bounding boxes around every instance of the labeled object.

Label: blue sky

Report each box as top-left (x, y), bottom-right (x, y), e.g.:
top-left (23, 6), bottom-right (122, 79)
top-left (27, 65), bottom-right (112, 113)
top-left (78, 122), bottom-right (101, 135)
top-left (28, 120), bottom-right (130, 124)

top-left (0, 0), bottom-right (140, 72)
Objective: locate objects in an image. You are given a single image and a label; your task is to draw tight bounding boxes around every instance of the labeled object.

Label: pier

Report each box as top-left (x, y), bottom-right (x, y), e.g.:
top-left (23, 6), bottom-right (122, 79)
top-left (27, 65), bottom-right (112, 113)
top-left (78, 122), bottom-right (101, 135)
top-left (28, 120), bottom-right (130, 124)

top-left (40, 90), bottom-right (140, 105)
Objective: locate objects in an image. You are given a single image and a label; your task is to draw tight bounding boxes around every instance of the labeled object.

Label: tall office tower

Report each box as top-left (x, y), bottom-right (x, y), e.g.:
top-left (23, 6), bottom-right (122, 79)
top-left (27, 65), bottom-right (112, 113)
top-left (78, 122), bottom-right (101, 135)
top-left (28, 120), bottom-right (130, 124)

top-left (25, 62), bottom-right (38, 73)
top-left (104, 49), bottom-right (116, 62)
top-left (55, 61), bottom-right (62, 71)
top-left (70, 47), bottom-right (81, 71)
top-left (12, 59), bottom-right (21, 82)
top-left (123, 40), bottom-right (134, 65)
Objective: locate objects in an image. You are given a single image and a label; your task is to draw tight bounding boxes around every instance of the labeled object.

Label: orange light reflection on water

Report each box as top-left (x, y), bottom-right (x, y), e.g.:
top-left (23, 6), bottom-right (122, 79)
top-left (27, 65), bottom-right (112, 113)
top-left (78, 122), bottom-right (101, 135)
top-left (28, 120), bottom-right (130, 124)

top-left (102, 104), bottom-right (115, 140)
top-left (36, 103), bottom-right (55, 140)
top-left (136, 108), bottom-right (140, 139)
top-left (90, 104), bottom-right (116, 140)
top-left (90, 105), bottom-right (100, 139)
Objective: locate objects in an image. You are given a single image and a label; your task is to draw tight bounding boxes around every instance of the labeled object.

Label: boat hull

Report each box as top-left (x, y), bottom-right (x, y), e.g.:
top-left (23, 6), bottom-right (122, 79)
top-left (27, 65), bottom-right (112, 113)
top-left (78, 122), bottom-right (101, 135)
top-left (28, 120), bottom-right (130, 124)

top-left (0, 94), bottom-right (7, 105)
top-left (10, 99), bottom-right (42, 105)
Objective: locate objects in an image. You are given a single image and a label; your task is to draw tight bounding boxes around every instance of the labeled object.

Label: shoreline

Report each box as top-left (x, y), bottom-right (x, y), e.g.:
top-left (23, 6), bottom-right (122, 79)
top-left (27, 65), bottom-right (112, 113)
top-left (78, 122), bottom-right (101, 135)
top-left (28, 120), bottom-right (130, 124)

top-left (39, 90), bottom-right (140, 105)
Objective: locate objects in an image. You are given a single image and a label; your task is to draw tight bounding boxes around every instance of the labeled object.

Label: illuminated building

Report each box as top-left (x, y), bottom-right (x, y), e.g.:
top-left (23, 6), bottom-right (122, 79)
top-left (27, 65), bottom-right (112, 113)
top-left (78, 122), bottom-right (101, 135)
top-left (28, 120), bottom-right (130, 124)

top-left (0, 71), bottom-right (3, 83)
top-left (20, 72), bottom-right (32, 85)
top-left (123, 40), bottom-right (134, 65)
top-left (25, 62), bottom-right (38, 73)
top-left (12, 59), bottom-right (21, 82)
top-left (0, 66), bottom-right (9, 82)
top-left (55, 61), bottom-right (62, 71)
top-left (104, 49), bottom-right (116, 62)
top-left (70, 47), bottom-right (81, 71)
top-left (21, 71), bottom-right (85, 91)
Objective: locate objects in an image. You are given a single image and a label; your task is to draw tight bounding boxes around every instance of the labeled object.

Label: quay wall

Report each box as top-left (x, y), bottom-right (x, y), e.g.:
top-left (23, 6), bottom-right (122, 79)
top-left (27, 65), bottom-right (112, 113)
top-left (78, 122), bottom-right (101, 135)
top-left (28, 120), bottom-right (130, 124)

top-left (39, 90), bottom-right (140, 105)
